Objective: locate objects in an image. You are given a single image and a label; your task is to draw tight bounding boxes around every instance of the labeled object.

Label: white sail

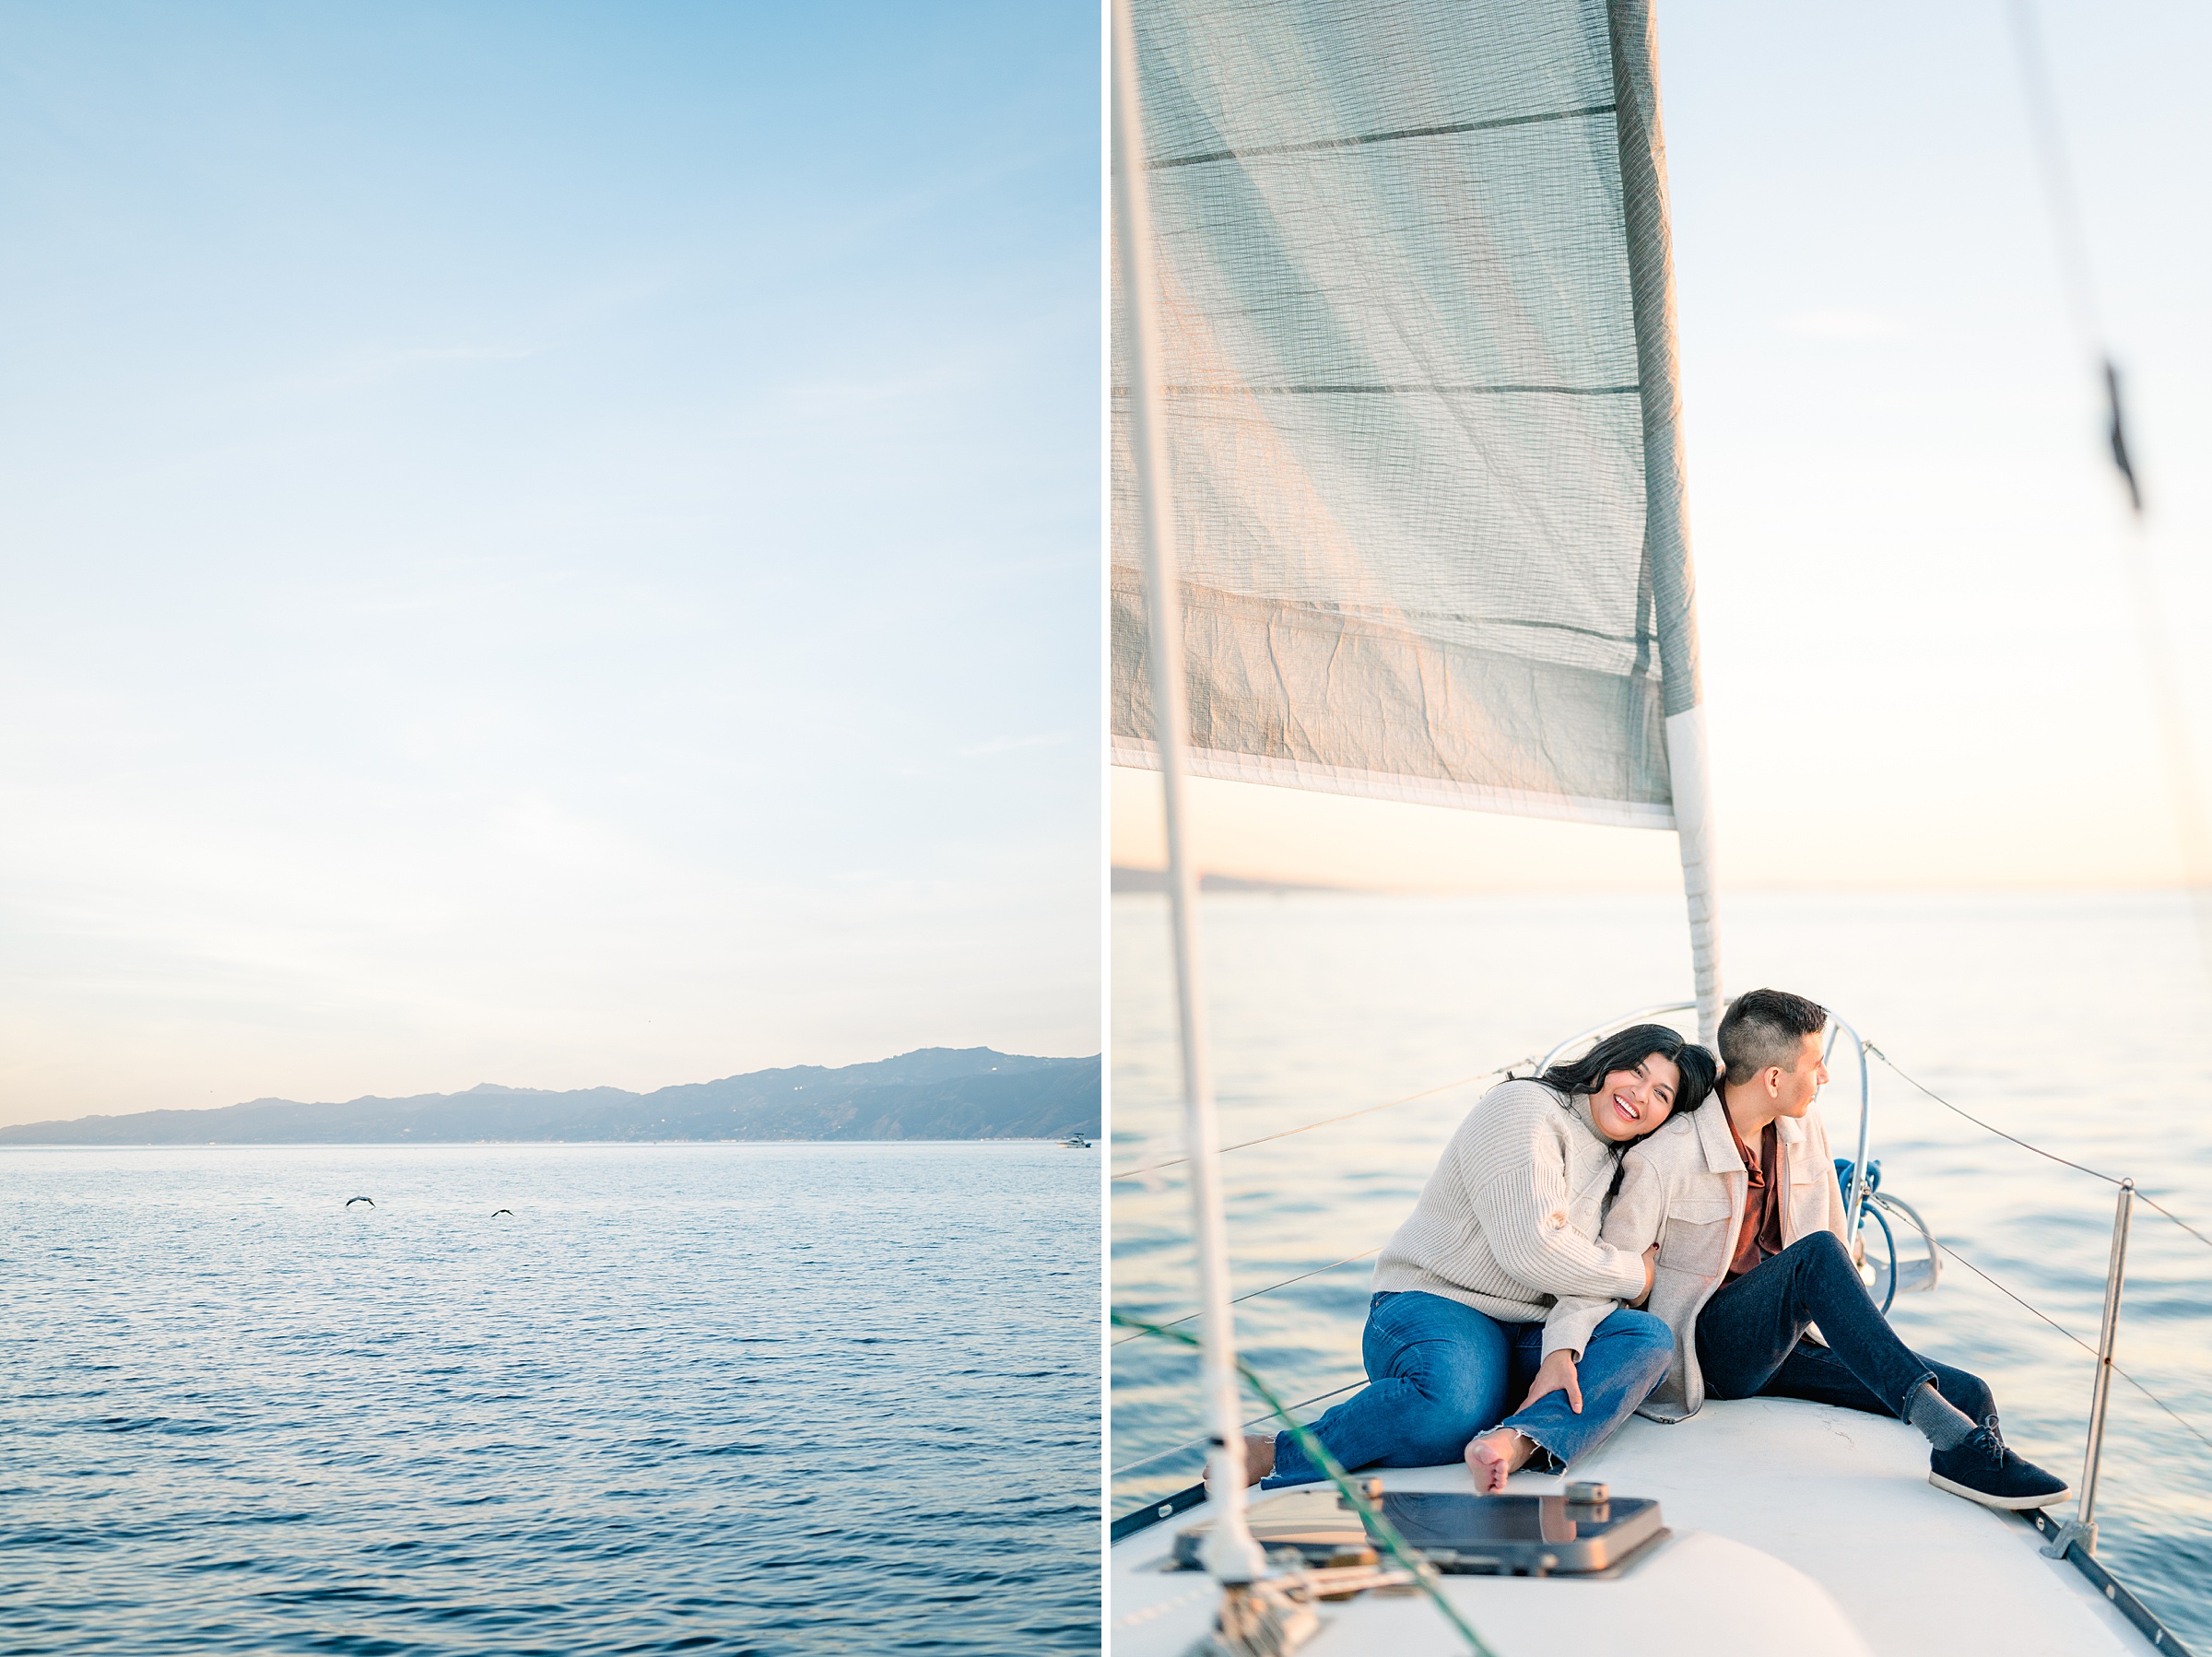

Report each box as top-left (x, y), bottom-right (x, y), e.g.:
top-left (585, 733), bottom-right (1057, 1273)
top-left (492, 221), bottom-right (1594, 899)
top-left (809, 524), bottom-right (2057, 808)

top-left (1111, 0), bottom-right (1720, 1032)
top-left (1110, 0), bottom-right (1708, 823)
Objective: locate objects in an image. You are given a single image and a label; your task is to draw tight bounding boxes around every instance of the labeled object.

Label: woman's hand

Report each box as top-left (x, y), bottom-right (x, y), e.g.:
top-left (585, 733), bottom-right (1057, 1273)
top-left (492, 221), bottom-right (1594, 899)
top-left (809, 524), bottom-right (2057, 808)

top-left (1517, 1347), bottom-right (1583, 1416)
top-left (1631, 1243), bottom-right (1659, 1308)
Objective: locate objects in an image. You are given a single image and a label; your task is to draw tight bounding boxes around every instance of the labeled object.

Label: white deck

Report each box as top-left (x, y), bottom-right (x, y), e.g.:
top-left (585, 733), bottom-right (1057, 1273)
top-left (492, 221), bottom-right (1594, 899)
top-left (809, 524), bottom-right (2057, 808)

top-left (1112, 1397), bottom-right (2149, 1656)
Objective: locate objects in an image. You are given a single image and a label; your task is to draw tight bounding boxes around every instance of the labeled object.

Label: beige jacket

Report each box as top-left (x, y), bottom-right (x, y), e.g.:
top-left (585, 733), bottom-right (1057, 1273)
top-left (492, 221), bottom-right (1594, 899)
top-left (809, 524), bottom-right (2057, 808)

top-left (1371, 1078), bottom-right (1649, 1359)
top-left (1551, 1100), bottom-right (1850, 1420)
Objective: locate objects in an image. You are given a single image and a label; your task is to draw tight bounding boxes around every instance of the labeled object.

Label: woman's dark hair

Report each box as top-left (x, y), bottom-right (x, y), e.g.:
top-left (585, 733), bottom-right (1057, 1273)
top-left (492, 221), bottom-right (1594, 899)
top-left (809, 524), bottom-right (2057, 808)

top-left (1539, 1023), bottom-right (1719, 1123)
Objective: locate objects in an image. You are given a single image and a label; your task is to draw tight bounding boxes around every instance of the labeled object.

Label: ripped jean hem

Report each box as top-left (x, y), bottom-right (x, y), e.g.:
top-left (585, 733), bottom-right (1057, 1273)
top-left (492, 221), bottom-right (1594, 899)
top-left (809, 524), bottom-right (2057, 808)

top-left (1498, 1422), bottom-right (1568, 1476)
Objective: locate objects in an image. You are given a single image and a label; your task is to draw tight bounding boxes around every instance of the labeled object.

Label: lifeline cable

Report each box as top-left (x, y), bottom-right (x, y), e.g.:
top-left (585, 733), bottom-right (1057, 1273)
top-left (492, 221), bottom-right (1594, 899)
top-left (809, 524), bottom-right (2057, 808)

top-left (1111, 1311), bottom-right (1498, 1657)
top-left (1110, 1380), bottom-right (1364, 1480)
top-left (1111, 1244), bottom-right (2212, 1479)
top-left (1939, 1237), bottom-right (2212, 1457)
top-left (1865, 1042), bottom-right (2212, 1255)
top-left (1110, 1248), bottom-right (1382, 1347)
top-left (1111, 1062), bottom-right (1529, 1182)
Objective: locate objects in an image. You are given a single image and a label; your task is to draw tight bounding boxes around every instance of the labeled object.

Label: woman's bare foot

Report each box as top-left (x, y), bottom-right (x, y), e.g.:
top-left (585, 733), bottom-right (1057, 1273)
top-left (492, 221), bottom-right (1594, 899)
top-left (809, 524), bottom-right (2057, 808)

top-left (1463, 1428), bottom-right (1536, 1493)
top-left (1205, 1433), bottom-right (1278, 1494)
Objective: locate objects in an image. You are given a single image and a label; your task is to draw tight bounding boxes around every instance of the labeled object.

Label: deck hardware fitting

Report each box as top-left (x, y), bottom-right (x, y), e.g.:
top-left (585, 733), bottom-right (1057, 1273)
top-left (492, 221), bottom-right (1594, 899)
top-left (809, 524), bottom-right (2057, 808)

top-left (2041, 1179), bottom-right (2135, 1561)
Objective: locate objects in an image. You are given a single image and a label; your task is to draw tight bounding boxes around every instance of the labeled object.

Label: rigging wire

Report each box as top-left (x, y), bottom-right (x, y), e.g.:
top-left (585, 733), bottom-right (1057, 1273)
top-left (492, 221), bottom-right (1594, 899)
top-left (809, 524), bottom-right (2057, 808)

top-left (1865, 1042), bottom-right (2212, 1254)
top-left (1866, 1041), bottom-right (2124, 1186)
top-left (1112, 1313), bottom-right (1498, 1655)
top-left (1112, 1235), bottom-right (2212, 1479)
top-left (2003, 3), bottom-right (2108, 373)
top-left (1938, 1236), bottom-right (2091, 1349)
top-left (2002, 0), bottom-right (2140, 510)
top-left (2004, 2), bottom-right (2212, 992)
top-left (1109, 1248), bottom-right (1381, 1346)
top-left (1109, 1379), bottom-right (1364, 1480)
top-left (1940, 1238), bottom-right (2212, 1458)
top-left (1109, 1039), bottom-right (2212, 1480)
top-left (1110, 1063), bottom-right (1526, 1182)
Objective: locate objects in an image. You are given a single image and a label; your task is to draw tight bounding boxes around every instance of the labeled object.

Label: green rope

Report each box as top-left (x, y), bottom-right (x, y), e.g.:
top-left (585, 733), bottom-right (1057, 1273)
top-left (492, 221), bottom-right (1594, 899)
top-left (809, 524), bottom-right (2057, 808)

top-left (1111, 1310), bottom-right (1499, 1657)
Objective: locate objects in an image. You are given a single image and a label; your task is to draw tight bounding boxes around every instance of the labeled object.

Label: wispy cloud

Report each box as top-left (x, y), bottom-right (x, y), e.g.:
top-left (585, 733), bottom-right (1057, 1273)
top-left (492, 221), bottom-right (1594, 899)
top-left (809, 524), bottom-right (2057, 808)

top-left (301, 343), bottom-right (539, 393)
top-left (958, 733), bottom-right (1070, 758)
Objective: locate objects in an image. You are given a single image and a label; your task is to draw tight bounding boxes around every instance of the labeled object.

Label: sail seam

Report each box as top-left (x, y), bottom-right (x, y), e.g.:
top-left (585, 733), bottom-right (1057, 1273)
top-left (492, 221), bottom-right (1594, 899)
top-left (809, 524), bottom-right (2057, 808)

top-left (1110, 575), bottom-right (1658, 649)
top-left (1146, 101), bottom-right (1619, 170)
top-left (1111, 383), bottom-right (1640, 395)
top-left (1112, 735), bottom-right (1677, 828)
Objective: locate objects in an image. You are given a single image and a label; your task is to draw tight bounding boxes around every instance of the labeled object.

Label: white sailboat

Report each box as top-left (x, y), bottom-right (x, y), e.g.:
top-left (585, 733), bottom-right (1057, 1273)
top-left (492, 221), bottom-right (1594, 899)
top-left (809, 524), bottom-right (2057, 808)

top-left (1106, 1), bottom-right (2191, 1651)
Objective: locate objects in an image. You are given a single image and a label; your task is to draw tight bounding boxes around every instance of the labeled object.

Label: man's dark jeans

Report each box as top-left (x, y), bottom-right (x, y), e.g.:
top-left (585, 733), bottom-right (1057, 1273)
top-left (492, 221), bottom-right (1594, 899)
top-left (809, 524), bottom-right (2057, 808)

top-left (1695, 1231), bottom-right (1995, 1424)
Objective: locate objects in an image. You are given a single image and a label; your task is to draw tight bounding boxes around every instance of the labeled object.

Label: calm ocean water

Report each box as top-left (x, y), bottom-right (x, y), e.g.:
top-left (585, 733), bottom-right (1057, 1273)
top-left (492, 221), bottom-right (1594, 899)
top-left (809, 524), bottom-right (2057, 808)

top-left (2, 1140), bottom-right (1099, 1655)
top-left (1112, 889), bottom-right (2212, 1647)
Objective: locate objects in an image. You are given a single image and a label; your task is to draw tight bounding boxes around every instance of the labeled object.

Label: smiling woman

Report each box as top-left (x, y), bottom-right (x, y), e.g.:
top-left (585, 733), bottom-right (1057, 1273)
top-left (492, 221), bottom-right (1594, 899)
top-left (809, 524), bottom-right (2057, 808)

top-left (1536, 1023), bottom-right (1721, 1146)
top-left (1214, 1024), bottom-right (1716, 1504)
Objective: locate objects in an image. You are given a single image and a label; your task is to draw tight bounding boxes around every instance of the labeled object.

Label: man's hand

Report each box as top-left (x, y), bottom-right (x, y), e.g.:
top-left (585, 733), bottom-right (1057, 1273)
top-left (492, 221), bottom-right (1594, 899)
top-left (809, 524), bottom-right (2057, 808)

top-left (1631, 1243), bottom-right (1660, 1308)
top-left (1518, 1347), bottom-right (1583, 1416)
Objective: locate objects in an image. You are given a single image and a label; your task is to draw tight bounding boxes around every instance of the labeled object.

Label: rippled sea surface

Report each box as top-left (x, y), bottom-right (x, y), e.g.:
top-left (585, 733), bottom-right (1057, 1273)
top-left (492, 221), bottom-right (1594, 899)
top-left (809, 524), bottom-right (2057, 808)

top-left (3, 1141), bottom-right (1098, 1655)
top-left (1112, 889), bottom-right (2212, 1648)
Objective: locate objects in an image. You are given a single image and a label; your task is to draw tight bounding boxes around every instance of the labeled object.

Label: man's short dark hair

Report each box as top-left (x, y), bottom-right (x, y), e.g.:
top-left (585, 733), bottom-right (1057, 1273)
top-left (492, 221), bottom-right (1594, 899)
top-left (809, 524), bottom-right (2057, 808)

top-left (1717, 988), bottom-right (1828, 1080)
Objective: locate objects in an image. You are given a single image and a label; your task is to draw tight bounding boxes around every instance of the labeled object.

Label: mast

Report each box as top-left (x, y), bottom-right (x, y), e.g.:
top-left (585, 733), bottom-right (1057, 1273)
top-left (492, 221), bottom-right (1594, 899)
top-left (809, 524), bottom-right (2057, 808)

top-left (1609, 0), bottom-right (1723, 1046)
top-left (1110, 0), bottom-right (1267, 1592)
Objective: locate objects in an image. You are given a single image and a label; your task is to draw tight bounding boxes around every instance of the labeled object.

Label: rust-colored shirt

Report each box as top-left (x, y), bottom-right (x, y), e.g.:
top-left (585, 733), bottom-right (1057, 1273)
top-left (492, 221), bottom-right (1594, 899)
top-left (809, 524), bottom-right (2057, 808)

top-left (1725, 1117), bottom-right (1785, 1281)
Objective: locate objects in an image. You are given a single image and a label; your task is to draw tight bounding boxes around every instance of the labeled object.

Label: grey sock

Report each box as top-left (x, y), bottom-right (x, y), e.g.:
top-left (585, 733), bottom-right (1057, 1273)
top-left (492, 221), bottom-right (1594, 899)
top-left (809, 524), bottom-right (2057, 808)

top-left (1905, 1377), bottom-right (1977, 1450)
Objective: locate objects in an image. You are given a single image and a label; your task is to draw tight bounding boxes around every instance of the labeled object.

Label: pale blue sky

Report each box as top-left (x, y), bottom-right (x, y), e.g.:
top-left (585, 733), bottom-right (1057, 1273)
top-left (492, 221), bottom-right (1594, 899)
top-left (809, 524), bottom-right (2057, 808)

top-left (0, 2), bottom-right (1100, 1122)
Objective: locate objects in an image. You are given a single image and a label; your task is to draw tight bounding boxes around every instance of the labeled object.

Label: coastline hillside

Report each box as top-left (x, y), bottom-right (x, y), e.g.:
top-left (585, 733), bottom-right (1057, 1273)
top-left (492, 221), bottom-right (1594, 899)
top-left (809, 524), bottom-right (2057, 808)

top-left (0, 1048), bottom-right (1101, 1146)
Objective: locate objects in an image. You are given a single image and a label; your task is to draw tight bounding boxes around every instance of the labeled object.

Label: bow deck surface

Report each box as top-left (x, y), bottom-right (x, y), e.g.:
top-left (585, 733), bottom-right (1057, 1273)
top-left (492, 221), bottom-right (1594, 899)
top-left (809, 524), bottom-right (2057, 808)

top-left (1111, 1396), bottom-right (2147, 1655)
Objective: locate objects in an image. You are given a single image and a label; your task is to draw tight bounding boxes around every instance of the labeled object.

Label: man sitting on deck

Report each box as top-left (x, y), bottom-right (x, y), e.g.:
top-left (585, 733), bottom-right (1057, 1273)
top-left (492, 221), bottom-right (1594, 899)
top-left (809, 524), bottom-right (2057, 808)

top-left (1594, 987), bottom-right (2069, 1510)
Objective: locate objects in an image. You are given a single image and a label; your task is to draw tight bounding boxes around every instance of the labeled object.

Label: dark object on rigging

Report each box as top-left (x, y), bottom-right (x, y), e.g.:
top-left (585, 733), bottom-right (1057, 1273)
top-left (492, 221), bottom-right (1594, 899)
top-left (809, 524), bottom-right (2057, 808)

top-left (2104, 359), bottom-right (2142, 514)
top-left (2003, 2), bottom-right (2147, 518)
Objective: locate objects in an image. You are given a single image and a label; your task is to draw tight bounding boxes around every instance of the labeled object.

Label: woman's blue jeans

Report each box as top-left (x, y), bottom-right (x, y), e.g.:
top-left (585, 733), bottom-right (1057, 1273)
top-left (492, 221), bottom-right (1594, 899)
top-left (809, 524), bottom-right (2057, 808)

top-left (1265, 1290), bottom-right (1674, 1487)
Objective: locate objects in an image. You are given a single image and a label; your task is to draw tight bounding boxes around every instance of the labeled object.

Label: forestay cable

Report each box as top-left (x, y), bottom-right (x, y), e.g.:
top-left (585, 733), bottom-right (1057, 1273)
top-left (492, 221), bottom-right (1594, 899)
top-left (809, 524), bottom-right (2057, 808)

top-left (2004, 2), bottom-right (2212, 992)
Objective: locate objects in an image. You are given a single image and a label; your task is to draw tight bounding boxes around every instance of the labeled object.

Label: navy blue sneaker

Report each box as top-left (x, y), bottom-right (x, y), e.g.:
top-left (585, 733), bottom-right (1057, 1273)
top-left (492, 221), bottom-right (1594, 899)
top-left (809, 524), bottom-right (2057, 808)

top-left (1929, 1420), bottom-right (2071, 1510)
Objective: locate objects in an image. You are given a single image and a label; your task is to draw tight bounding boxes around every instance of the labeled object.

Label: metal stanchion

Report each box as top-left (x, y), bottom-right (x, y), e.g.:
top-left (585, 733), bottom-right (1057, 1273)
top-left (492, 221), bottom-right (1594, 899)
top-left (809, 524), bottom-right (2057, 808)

top-left (2041, 1178), bottom-right (2136, 1558)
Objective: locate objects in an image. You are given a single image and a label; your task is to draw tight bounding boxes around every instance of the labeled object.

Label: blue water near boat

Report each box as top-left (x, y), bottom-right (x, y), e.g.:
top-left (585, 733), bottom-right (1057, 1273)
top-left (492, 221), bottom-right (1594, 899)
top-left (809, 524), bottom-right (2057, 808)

top-left (1112, 888), bottom-right (2212, 1650)
top-left (3, 1140), bottom-right (1098, 1654)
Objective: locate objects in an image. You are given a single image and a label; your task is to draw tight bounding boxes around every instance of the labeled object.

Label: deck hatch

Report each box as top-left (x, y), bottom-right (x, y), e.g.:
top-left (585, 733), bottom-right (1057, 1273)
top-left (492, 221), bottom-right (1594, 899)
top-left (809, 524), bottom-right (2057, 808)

top-left (1171, 1487), bottom-right (1666, 1578)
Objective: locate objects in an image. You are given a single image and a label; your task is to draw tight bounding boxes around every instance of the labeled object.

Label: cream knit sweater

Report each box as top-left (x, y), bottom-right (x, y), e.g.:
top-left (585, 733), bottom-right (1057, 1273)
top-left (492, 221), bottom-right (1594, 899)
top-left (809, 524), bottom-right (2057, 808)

top-left (1371, 1077), bottom-right (1649, 1358)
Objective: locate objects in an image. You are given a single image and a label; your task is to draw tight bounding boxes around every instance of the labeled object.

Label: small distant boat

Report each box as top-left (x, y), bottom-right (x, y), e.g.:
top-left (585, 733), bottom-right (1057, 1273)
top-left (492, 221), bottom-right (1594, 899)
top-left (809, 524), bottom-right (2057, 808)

top-left (1063, 1134), bottom-right (1095, 1149)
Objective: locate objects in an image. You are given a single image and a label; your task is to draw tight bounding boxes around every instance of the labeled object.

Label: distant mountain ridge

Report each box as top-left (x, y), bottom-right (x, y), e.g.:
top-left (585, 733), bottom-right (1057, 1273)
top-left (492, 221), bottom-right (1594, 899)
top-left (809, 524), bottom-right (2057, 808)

top-left (0, 1048), bottom-right (1101, 1146)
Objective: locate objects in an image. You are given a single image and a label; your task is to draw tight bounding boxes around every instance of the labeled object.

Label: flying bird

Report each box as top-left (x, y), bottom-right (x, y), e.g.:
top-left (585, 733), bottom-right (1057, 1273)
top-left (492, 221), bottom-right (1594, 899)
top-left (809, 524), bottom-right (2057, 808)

top-left (491, 1208), bottom-right (512, 1217)
top-left (345, 1196), bottom-right (374, 1208)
